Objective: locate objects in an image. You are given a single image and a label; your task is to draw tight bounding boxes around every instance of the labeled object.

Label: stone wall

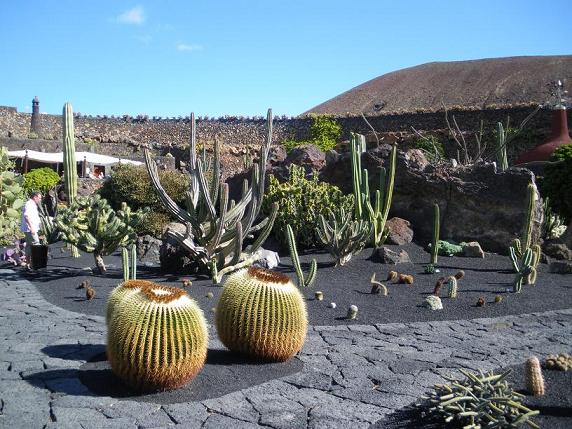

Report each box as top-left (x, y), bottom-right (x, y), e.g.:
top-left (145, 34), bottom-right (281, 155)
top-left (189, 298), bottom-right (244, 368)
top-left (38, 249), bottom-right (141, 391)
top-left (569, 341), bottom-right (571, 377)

top-left (1, 104), bottom-right (569, 162)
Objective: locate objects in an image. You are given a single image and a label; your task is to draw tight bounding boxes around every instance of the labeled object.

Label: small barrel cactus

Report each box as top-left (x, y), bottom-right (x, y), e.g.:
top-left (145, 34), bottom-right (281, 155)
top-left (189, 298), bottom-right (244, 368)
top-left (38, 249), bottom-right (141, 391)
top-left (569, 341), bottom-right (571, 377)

top-left (106, 281), bottom-right (208, 392)
top-left (447, 276), bottom-right (458, 298)
top-left (315, 291), bottom-right (324, 301)
top-left (544, 353), bottom-right (572, 371)
top-left (347, 305), bottom-right (358, 320)
top-left (525, 356), bottom-right (545, 396)
top-left (386, 271), bottom-right (398, 281)
top-left (216, 267), bottom-right (308, 362)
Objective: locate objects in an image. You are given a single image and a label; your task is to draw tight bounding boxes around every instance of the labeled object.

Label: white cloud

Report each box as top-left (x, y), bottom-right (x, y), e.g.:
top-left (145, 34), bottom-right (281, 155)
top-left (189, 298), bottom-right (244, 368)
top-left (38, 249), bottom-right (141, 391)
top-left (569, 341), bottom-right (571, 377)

top-left (117, 5), bottom-right (145, 25)
top-left (176, 42), bottom-right (203, 52)
top-left (134, 34), bottom-right (152, 44)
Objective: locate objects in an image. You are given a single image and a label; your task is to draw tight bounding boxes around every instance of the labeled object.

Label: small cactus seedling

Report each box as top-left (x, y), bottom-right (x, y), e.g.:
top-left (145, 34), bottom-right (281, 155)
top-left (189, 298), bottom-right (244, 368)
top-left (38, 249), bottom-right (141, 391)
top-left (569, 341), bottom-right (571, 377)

top-left (86, 286), bottom-right (95, 300)
top-left (544, 353), bottom-right (572, 371)
top-left (494, 294), bottom-right (503, 303)
top-left (433, 277), bottom-right (446, 296)
top-left (397, 274), bottom-right (414, 285)
top-left (181, 279), bottom-right (192, 287)
top-left (476, 297), bottom-right (486, 307)
top-left (347, 305), bottom-right (358, 320)
top-left (423, 295), bottom-right (443, 310)
top-left (315, 291), bottom-right (323, 301)
top-left (525, 356), bottom-right (545, 396)
top-left (447, 276), bottom-right (458, 298)
top-left (387, 270), bottom-right (398, 281)
top-left (328, 302), bottom-right (337, 309)
top-left (370, 273), bottom-right (388, 296)
top-left (454, 270), bottom-right (465, 280)
top-left (205, 292), bottom-right (214, 299)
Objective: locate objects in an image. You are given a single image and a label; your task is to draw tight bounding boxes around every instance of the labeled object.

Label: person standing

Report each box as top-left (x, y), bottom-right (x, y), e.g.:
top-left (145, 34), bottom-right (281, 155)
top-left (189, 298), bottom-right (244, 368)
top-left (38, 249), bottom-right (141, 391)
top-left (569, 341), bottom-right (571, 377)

top-left (21, 191), bottom-right (42, 268)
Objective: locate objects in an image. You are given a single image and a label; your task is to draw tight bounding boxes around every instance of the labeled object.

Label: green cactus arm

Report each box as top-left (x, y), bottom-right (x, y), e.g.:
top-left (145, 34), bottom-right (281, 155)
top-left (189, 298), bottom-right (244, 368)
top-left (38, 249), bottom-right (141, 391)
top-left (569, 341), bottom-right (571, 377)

top-left (304, 259), bottom-right (318, 288)
top-left (249, 202), bottom-right (278, 253)
top-left (208, 138), bottom-right (221, 205)
top-left (122, 247), bottom-right (129, 282)
top-left (522, 183), bottom-right (536, 251)
top-left (431, 203), bottom-right (440, 265)
top-left (509, 246), bottom-right (520, 272)
top-left (380, 144), bottom-right (397, 225)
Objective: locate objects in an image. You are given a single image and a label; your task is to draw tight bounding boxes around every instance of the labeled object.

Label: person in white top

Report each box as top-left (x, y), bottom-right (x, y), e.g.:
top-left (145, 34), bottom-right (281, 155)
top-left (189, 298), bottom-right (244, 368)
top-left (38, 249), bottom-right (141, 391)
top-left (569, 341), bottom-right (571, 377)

top-left (21, 191), bottom-right (42, 266)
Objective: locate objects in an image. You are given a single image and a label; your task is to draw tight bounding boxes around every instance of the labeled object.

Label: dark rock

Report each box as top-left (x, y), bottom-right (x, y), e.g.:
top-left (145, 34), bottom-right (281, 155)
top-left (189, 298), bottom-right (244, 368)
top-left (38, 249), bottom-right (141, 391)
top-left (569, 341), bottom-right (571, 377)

top-left (325, 149), bottom-right (340, 166)
top-left (267, 145), bottom-right (286, 166)
top-left (562, 221), bottom-right (572, 249)
top-left (549, 260), bottom-right (572, 274)
top-left (320, 145), bottom-right (542, 254)
top-left (461, 241), bottom-right (485, 258)
top-left (543, 240), bottom-right (572, 261)
top-left (136, 235), bottom-right (162, 266)
top-left (373, 247), bottom-right (411, 264)
top-left (386, 217), bottom-right (414, 245)
top-left (284, 144), bottom-right (326, 174)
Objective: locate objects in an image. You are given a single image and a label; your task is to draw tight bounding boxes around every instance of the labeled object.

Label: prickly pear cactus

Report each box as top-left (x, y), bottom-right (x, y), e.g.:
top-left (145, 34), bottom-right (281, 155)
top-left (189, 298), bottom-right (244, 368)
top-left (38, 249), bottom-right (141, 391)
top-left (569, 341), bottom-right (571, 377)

top-left (106, 281), bottom-right (208, 392)
top-left (216, 267), bottom-right (307, 362)
top-left (0, 148), bottom-right (25, 243)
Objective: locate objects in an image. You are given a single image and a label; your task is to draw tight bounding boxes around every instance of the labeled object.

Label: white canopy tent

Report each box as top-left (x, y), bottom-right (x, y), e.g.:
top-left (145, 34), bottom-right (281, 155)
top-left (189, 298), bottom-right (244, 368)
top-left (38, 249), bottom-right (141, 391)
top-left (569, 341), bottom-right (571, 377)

top-left (7, 150), bottom-right (143, 166)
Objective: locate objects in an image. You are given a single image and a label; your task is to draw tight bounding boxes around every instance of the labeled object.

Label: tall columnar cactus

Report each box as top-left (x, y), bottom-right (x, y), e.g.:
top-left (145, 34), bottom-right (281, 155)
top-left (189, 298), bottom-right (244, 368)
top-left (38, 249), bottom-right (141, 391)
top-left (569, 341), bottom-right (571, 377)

top-left (350, 133), bottom-right (397, 249)
top-left (430, 203), bottom-right (440, 266)
top-left (495, 122), bottom-right (509, 172)
top-left (216, 267), bottom-right (307, 362)
top-left (286, 224), bottom-right (317, 288)
top-left (55, 195), bottom-right (147, 273)
top-left (117, 202), bottom-right (143, 281)
top-left (509, 183), bottom-right (541, 289)
top-left (106, 281), bottom-right (208, 392)
top-left (62, 103), bottom-right (79, 257)
top-left (144, 110), bottom-right (278, 280)
top-left (525, 356), bottom-right (545, 396)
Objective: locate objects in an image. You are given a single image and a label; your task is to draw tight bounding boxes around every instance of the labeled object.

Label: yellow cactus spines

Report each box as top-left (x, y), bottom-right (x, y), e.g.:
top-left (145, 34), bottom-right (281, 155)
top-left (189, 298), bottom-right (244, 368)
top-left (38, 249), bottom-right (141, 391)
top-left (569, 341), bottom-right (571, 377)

top-left (106, 279), bottom-right (156, 325)
top-left (216, 267), bottom-right (308, 362)
top-left (525, 356), bottom-right (545, 396)
top-left (107, 283), bottom-right (208, 392)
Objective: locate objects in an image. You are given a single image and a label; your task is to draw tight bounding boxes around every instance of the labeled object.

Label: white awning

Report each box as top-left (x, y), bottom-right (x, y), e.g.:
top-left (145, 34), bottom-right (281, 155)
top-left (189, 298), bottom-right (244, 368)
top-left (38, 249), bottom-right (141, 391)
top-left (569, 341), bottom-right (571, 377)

top-left (6, 150), bottom-right (142, 166)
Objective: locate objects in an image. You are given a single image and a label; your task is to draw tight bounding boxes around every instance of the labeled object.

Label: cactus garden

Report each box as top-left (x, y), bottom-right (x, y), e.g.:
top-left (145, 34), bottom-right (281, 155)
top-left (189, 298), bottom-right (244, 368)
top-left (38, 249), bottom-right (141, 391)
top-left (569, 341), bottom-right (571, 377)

top-left (1, 105), bottom-right (570, 428)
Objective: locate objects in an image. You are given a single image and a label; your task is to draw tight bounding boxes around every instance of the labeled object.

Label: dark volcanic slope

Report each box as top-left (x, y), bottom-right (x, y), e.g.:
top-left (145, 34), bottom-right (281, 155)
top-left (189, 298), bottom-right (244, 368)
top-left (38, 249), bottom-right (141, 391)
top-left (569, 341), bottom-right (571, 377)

top-left (304, 55), bottom-right (572, 116)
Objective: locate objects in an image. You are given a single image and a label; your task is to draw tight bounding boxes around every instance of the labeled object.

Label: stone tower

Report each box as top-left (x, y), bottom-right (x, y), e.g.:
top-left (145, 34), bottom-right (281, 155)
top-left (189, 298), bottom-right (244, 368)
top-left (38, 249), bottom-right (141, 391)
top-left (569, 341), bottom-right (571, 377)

top-left (30, 96), bottom-right (42, 135)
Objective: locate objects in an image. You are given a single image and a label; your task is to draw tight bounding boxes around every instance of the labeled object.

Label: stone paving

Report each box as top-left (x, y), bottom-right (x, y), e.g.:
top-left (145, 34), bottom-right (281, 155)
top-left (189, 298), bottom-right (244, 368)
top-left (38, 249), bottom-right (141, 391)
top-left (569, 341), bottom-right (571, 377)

top-left (1, 268), bottom-right (571, 429)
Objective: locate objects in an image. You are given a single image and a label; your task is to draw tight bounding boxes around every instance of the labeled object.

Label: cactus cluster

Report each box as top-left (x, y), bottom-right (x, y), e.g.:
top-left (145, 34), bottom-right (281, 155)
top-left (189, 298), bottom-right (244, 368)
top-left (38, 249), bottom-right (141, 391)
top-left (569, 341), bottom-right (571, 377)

top-left (544, 353), bottom-right (572, 371)
top-left (144, 110), bottom-right (278, 281)
top-left (55, 195), bottom-right (147, 273)
top-left (350, 133), bottom-right (397, 249)
top-left (418, 368), bottom-right (539, 428)
top-left (316, 206), bottom-right (371, 266)
top-left (216, 267), bottom-right (307, 362)
top-left (525, 356), bottom-right (545, 396)
top-left (286, 224), bottom-right (317, 288)
top-left (509, 183), bottom-right (541, 292)
top-left (0, 148), bottom-right (24, 243)
top-left (106, 280), bottom-right (208, 392)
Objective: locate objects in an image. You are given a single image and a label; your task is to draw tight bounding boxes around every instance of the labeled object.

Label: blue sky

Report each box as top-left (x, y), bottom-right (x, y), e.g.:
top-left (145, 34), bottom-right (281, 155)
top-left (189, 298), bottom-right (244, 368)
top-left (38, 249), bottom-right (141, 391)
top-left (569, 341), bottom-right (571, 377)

top-left (1, 1), bottom-right (571, 117)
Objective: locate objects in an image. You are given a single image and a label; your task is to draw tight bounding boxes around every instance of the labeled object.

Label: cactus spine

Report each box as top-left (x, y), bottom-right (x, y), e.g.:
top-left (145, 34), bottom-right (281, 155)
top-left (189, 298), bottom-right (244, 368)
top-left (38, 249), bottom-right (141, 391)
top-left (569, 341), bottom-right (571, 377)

top-left (430, 203), bottom-right (440, 266)
top-left (286, 224), bottom-right (317, 288)
top-left (62, 103), bottom-right (79, 258)
top-left (106, 281), bottom-right (208, 392)
top-left (447, 276), bottom-right (458, 298)
top-left (525, 356), bottom-right (545, 396)
top-left (216, 267), bottom-right (308, 362)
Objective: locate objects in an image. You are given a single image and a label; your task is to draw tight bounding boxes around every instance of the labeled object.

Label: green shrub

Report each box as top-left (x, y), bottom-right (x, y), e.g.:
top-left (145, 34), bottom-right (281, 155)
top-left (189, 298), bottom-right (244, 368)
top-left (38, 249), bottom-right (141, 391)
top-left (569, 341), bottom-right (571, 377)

top-left (540, 143), bottom-right (572, 222)
top-left (98, 164), bottom-right (189, 236)
top-left (413, 135), bottom-right (444, 162)
top-left (262, 164), bottom-right (354, 249)
top-left (283, 115), bottom-right (342, 153)
top-left (23, 167), bottom-right (60, 194)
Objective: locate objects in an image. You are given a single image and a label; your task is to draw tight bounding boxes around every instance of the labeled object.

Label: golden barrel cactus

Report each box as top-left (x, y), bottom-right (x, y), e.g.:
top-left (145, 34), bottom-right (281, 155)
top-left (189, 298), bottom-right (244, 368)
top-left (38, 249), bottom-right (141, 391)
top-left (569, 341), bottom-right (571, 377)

top-left (106, 279), bottom-right (156, 325)
top-left (106, 282), bottom-right (208, 392)
top-left (216, 267), bottom-right (307, 362)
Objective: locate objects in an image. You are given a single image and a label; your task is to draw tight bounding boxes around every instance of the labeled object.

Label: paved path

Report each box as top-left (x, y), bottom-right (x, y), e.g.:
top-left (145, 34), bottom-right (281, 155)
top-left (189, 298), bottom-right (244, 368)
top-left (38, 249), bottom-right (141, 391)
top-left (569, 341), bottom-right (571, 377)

top-left (1, 268), bottom-right (571, 429)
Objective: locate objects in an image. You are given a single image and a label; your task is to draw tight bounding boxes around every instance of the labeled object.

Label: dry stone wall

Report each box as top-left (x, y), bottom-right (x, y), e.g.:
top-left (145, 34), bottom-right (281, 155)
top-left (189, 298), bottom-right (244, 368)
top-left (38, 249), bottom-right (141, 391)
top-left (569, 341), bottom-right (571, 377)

top-left (0, 104), bottom-right (568, 162)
